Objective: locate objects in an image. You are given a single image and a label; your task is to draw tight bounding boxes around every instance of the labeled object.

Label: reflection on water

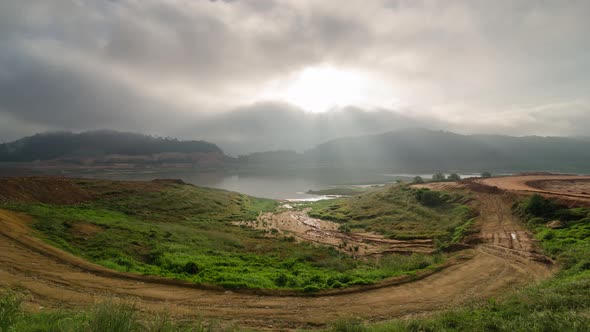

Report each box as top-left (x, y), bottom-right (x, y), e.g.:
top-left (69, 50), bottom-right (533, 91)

top-left (61, 170), bottom-right (403, 199)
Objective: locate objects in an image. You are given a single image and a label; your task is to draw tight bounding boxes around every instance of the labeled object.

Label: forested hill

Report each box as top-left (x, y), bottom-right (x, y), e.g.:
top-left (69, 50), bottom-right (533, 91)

top-left (303, 128), bottom-right (590, 172)
top-left (0, 131), bottom-right (223, 165)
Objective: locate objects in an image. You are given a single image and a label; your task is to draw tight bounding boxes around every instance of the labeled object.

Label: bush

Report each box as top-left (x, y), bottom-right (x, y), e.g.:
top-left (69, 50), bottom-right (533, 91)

top-left (183, 262), bottom-right (200, 275)
top-left (415, 189), bottom-right (445, 207)
top-left (525, 194), bottom-right (558, 218)
top-left (412, 176), bottom-right (424, 184)
top-left (275, 273), bottom-right (288, 287)
top-left (339, 224), bottom-right (352, 233)
top-left (432, 173), bottom-right (446, 182)
top-left (447, 173), bottom-right (461, 181)
top-left (481, 171), bottom-right (492, 178)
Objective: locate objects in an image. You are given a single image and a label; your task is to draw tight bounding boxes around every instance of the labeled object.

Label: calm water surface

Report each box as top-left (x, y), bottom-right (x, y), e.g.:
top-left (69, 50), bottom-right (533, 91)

top-left (62, 170), bottom-right (484, 199)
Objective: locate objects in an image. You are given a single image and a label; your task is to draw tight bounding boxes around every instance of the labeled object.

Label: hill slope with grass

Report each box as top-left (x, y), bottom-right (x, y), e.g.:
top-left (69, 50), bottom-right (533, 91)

top-left (307, 185), bottom-right (475, 244)
top-left (0, 177), bottom-right (456, 292)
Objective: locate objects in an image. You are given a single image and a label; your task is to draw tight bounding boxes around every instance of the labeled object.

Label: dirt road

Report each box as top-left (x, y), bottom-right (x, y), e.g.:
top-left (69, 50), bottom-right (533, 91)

top-left (477, 175), bottom-right (590, 203)
top-left (0, 182), bottom-right (553, 330)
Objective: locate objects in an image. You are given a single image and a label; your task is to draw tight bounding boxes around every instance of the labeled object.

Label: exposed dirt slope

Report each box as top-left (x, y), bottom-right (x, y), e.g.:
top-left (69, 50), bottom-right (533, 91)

top-left (0, 182), bottom-right (552, 330)
top-left (0, 177), bottom-right (93, 204)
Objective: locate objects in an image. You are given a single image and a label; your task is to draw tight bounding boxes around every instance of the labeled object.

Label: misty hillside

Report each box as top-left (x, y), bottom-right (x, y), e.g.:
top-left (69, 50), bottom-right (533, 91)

top-left (3, 129), bottom-right (590, 173)
top-left (303, 129), bottom-right (590, 173)
top-left (0, 131), bottom-right (222, 163)
top-left (183, 104), bottom-right (439, 155)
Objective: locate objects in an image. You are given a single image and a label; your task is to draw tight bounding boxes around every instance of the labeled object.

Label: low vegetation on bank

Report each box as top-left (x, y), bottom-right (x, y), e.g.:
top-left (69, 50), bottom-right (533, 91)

top-left (306, 185), bottom-right (475, 245)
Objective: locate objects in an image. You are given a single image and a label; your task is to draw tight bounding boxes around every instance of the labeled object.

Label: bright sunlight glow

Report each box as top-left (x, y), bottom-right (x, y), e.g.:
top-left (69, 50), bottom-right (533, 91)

top-left (259, 66), bottom-right (399, 113)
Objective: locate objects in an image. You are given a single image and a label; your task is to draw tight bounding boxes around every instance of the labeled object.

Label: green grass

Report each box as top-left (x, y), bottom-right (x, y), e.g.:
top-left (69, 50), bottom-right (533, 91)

top-left (0, 290), bottom-right (22, 332)
top-left (0, 179), bottom-right (445, 292)
top-left (306, 185), bottom-right (474, 243)
top-left (0, 292), bottom-right (226, 332)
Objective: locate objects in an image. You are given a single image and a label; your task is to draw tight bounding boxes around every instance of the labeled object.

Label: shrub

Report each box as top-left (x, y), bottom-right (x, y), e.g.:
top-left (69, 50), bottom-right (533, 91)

top-left (415, 189), bottom-right (445, 207)
top-left (447, 173), bottom-right (461, 181)
top-left (432, 173), bottom-right (446, 182)
top-left (275, 273), bottom-right (288, 287)
top-left (183, 262), bottom-right (200, 275)
top-left (339, 224), bottom-right (352, 233)
top-left (525, 194), bottom-right (558, 218)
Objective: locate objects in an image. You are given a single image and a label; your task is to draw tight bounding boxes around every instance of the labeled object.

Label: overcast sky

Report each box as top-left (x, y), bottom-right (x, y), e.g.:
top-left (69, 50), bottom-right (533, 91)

top-left (1, 0), bottom-right (589, 152)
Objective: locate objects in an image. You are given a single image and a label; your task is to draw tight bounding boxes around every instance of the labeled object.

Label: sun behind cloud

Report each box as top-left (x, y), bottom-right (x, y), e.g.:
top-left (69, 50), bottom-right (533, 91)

top-left (259, 66), bottom-right (399, 113)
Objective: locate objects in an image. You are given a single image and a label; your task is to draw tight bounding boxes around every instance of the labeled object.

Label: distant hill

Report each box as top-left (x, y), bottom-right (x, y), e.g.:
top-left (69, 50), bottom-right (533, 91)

top-left (303, 128), bottom-right (590, 173)
top-left (0, 130), bottom-right (224, 167)
top-left (4, 129), bottom-right (590, 173)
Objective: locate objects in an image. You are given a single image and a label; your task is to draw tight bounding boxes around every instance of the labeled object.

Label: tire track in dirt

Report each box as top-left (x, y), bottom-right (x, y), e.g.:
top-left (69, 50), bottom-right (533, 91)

top-left (0, 186), bottom-right (553, 330)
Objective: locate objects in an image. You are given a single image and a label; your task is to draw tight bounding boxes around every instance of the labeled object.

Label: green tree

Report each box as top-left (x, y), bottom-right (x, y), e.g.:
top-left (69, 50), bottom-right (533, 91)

top-left (412, 176), bottom-right (424, 184)
top-left (432, 173), bottom-right (445, 181)
top-left (447, 173), bottom-right (461, 181)
top-left (481, 171), bottom-right (492, 178)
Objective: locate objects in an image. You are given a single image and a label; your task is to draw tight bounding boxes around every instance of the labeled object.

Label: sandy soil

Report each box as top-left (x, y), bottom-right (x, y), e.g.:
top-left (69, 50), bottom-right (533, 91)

top-left (0, 181), bottom-right (554, 330)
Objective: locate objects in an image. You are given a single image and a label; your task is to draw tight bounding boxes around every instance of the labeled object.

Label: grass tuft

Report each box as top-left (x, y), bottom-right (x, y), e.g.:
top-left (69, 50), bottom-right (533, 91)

top-left (0, 290), bottom-right (22, 332)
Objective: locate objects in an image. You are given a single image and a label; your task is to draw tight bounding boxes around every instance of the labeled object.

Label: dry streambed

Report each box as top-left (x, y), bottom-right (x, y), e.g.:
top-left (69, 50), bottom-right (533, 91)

top-left (238, 205), bottom-right (437, 257)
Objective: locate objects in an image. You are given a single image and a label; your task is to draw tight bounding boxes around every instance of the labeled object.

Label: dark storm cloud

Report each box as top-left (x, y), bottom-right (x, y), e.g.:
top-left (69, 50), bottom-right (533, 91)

top-left (0, 43), bottom-right (192, 133)
top-left (0, 0), bottom-right (589, 149)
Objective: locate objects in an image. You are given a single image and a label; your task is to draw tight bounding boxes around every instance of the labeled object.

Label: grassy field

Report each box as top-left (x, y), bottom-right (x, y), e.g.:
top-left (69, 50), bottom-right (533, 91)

top-left (306, 185), bottom-right (475, 243)
top-left (0, 179), bottom-right (449, 292)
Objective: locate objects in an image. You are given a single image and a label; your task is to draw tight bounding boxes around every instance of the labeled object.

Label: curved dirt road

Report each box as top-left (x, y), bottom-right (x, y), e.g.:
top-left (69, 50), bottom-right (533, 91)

top-left (477, 175), bottom-right (590, 203)
top-left (0, 187), bottom-right (552, 330)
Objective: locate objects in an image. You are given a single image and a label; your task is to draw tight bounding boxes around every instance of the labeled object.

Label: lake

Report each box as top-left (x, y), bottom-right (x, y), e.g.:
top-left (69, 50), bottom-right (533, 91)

top-left (53, 169), bottom-right (484, 200)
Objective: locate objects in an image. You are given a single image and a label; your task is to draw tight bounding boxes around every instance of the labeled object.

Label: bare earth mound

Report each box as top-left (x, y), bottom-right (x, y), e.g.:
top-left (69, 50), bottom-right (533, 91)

top-left (0, 178), bottom-right (556, 330)
top-left (0, 177), bottom-right (93, 205)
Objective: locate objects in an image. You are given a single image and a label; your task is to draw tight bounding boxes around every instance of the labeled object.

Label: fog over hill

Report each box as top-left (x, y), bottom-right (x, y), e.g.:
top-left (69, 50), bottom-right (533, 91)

top-left (244, 129), bottom-right (590, 173)
top-left (181, 104), bottom-right (442, 155)
top-left (2, 128), bottom-right (590, 174)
